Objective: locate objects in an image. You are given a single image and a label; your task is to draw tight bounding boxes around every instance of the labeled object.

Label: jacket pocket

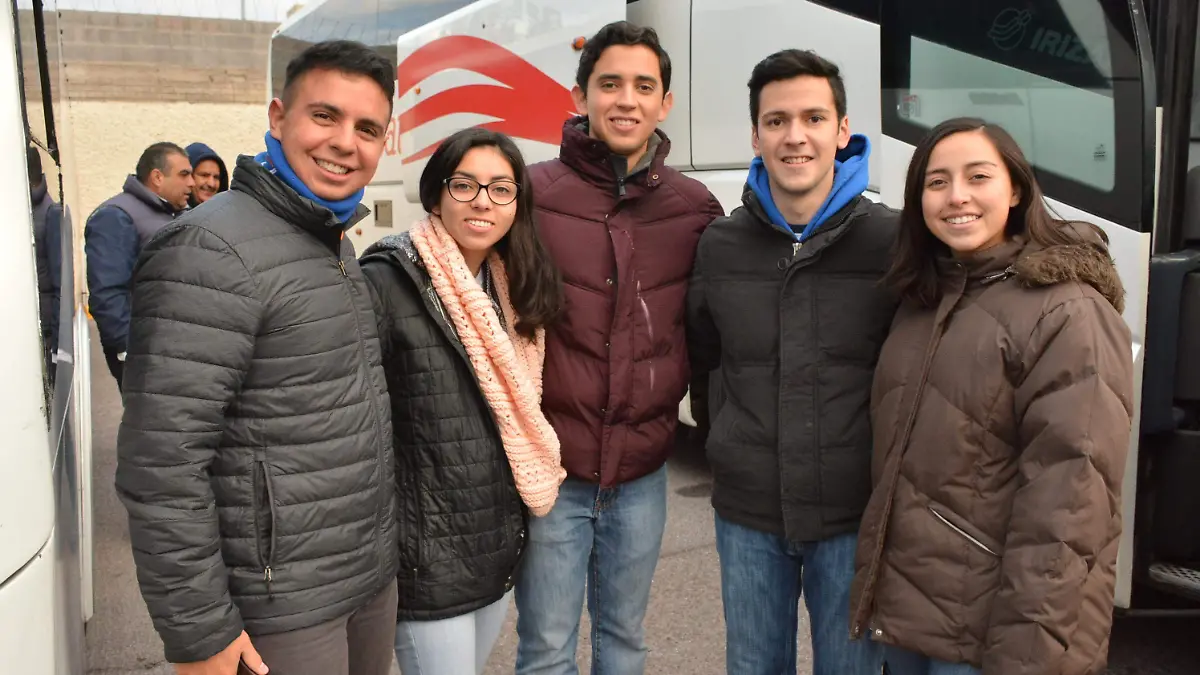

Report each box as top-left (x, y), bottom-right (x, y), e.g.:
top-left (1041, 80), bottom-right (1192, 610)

top-left (254, 450), bottom-right (279, 593)
top-left (928, 503), bottom-right (1000, 557)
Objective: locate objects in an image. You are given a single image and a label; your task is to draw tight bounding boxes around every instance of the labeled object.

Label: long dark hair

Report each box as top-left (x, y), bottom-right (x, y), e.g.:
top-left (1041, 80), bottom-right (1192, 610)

top-left (883, 117), bottom-right (1104, 307)
top-left (418, 127), bottom-right (563, 337)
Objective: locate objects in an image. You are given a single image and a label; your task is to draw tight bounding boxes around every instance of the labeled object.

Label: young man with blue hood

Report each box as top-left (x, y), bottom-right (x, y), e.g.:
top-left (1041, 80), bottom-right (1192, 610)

top-left (116, 40), bottom-right (398, 675)
top-left (686, 49), bottom-right (896, 675)
top-left (186, 142), bottom-right (229, 207)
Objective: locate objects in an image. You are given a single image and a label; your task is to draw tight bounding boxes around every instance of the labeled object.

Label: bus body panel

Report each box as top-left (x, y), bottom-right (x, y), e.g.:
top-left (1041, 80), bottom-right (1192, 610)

top-left (394, 0), bottom-right (626, 204)
top-left (0, 0), bottom-right (56, 590)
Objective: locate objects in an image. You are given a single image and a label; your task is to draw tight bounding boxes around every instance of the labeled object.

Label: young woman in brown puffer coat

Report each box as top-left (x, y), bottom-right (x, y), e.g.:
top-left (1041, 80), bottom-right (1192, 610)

top-left (849, 117), bottom-right (1135, 675)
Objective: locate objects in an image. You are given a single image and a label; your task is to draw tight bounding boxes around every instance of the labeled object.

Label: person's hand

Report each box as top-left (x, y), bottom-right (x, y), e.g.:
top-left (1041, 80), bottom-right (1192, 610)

top-left (173, 631), bottom-right (268, 675)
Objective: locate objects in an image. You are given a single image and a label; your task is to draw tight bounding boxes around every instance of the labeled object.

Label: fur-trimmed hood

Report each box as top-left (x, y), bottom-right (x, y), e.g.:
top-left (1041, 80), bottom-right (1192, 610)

top-left (1015, 236), bottom-right (1125, 313)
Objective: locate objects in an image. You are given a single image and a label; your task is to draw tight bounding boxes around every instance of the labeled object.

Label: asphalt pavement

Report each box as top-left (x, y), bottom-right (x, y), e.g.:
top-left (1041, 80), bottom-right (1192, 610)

top-left (81, 322), bottom-right (1199, 674)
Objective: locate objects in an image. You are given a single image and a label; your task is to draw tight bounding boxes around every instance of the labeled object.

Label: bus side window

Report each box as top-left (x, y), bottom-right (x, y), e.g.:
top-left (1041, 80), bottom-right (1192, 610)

top-left (881, 0), bottom-right (1148, 231)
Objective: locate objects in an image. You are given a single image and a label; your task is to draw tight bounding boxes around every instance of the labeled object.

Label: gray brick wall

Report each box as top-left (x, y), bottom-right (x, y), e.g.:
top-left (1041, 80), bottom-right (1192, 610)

top-left (18, 9), bottom-right (277, 105)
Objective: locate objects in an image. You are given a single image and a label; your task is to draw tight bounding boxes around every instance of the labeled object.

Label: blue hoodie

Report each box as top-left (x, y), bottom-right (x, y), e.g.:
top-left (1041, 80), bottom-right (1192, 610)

top-left (748, 133), bottom-right (871, 242)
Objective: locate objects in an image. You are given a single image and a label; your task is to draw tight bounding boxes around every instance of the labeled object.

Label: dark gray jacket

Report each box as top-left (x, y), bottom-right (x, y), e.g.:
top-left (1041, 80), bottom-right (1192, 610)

top-left (115, 156), bottom-right (398, 663)
top-left (687, 188), bottom-right (898, 543)
top-left (361, 233), bottom-right (526, 622)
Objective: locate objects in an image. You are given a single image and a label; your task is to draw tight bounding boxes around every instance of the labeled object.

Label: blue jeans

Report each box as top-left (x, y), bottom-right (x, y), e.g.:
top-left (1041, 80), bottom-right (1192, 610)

top-left (884, 645), bottom-right (981, 675)
top-left (714, 513), bottom-right (883, 675)
top-left (514, 465), bottom-right (668, 675)
top-left (393, 591), bottom-right (512, 674)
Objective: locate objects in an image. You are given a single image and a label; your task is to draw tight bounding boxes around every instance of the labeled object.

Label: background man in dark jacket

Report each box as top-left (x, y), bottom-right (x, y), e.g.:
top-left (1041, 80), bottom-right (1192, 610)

top-left (686, 50), bottom-right (896, 675)
top-left (84, 141), bottom-right (192, 391)
top-left (115, 40), bottom-right (398, 675)
top-left (515, 21), bottom-right (723, 675)
top-left (28, 145), bottom-right (64, 378)
top-left (186, 141), bottom-right (229, 207)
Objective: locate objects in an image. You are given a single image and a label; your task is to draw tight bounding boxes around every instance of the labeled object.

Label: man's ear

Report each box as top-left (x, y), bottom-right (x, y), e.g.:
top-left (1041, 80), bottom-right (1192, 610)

top-left (571, 85), bottom-right (587, 116)
top-left (657, 90), bottom-right (674, 123)
top-left (751, 124), bottom-right (761, 157)
top-left (268, 98), bottom-right (286, 140)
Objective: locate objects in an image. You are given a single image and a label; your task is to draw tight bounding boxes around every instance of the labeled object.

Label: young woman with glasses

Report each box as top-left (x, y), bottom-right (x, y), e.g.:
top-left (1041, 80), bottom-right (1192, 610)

top-left (359, 127), bottom-right (566, 674)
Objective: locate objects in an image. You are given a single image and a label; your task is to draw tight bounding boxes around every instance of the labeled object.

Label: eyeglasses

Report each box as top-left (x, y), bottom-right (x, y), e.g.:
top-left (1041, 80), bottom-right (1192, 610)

top-left (444, 177), bottom-right (520, 206)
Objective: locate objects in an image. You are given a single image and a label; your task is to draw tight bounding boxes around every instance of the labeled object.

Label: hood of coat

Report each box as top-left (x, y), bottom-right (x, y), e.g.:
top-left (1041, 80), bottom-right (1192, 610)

top-left (1014, 230), bottom-right (1125, 314)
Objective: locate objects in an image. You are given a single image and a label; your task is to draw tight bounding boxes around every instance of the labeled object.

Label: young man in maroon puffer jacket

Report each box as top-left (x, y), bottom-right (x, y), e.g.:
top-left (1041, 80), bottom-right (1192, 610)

top-left (513, 20), bottom-right (724, 675)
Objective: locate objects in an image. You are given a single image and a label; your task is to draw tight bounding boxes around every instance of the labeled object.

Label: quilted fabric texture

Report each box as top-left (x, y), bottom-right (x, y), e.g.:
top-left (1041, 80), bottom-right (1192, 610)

top-left (361, 232), bottom-right (527, 621)
top-left (115, 157), bottom-right (398, 663)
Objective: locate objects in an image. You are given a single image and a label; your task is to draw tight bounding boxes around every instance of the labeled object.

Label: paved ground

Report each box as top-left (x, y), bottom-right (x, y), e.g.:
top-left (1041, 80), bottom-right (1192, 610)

top-left (81, 323), bottom-right (1200, 674)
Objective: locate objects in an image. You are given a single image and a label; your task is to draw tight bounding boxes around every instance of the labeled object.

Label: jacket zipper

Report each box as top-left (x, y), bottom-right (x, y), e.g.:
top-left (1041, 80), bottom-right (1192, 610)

top-left (255, 452), bottom-right (279, 597)
top-left (851, 277), bottom-right (962, 639)
top-left (929, 506), bottom-right (999, 557)
top-left (335, 256), bottom-right (390, 586)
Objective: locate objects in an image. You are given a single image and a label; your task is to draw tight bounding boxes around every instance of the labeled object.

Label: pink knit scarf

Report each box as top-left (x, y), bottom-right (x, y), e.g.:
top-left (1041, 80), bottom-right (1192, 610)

top-left (409, 214), bottom-right (564, 516)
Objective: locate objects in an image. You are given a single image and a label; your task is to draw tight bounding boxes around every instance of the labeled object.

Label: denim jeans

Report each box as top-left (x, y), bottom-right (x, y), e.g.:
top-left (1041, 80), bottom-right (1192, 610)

top-left (514, 465), bottom-right (668, 675)
top-left (714, 513), bottom-right (883, 675)
top-left (884, 645), bottom-right (982, 675)
top-left (393, 591), bottom-right (512, 675)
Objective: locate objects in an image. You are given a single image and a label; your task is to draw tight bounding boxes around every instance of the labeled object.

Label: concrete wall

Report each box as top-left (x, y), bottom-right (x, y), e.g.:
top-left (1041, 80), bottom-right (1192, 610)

top-left (19, 9), bottom-right (279, 220)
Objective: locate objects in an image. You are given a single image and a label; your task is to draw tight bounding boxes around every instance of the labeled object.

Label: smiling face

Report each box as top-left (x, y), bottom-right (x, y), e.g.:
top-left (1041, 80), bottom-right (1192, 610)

top-left (192, 159), bottom-right (221, 203)
top-left (432, 145), bottom-right (519, 275)
top-left (752, 75), bottom-right (849, 223)
top-left (921, 129), bottom-right (1020, 256)
top-left (267, 67), bottom-right (391, 201)
top-left (572, 44), bottom-right (673, 170)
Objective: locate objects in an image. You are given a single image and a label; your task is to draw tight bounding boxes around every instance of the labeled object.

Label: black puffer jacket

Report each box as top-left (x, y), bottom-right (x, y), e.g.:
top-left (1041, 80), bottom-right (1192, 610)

top-left (688, 188), bottom-right (898, 543)
top-left (115, 156), bottom-right (398, 663)
top-left (360, 233), bottom-right (526, 621)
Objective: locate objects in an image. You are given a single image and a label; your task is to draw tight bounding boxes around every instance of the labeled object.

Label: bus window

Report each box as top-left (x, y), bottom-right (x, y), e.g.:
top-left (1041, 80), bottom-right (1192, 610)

top-left (882, 0), bottom-right (1148, 230)
top-left (270, 0), bottom-right (474, 99)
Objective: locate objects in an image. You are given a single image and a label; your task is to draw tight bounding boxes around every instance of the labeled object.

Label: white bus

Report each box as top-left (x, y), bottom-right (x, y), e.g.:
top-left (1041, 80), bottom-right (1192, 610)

top-left (271, 0), bottom-right (1200, 611)
top-left (1, 0), bottom-right (95, 671)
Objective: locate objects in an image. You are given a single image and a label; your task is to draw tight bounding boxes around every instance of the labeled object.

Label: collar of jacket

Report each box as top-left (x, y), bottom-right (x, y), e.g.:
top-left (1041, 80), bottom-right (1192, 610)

top-left (121, 174), bottom-right (183, 217)
top-left (936, 236), bottom-right (1026, 284)
top-left (557, 116), bottom-right (670, 194)
top-left (229, 154), bottom-right (367, 238)
top-left (740, 183), bottom-right (863, 248)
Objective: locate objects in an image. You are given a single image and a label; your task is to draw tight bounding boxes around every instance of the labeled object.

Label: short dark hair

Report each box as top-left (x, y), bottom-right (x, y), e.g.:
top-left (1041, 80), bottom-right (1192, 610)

top-left (27, 146), bottom-right (43, 184)
top-left (283, 40), bottom-right (394, 107)
top-left (575, 21), bottom-right (671, 94)
top-left (884, 117), bottom-right (1106, 308)
top-left (135, 142), bottom-right (188, 184)
top-left (419, 128), bottom-right (563, 336)
top-left (748, 49), bottom-right (847, 124)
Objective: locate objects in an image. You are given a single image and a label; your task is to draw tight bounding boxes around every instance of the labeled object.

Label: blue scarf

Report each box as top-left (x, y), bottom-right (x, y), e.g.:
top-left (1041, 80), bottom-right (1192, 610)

top-left (254, 131), bottom-right (364, 223)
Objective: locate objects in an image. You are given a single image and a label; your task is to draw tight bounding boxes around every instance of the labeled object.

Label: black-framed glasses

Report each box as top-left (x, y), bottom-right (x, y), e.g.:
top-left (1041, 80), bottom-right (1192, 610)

top-left (444, 177), bottom-right (520, 205)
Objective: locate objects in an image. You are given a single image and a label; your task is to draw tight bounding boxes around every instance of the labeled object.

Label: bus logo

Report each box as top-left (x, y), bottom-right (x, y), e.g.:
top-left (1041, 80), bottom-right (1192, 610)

top-left (988, 8), bottom-right (1033, 51)
top-left (395, 35), bottom-right (577, 164)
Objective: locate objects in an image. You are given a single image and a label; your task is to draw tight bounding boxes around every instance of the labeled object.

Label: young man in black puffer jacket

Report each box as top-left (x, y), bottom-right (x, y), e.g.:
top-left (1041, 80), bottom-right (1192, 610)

top-left (116, 41), bottom-right (398, 675)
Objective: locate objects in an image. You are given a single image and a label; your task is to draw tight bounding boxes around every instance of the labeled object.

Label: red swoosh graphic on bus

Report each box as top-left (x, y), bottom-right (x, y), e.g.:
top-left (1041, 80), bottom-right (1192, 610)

top-left (396, 35), bottom-right (575, 163)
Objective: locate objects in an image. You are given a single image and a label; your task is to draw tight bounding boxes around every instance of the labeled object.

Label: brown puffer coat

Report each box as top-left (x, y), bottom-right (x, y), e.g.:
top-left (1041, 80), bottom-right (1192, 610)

top-left (849, 231), bottom-right (1134, 675)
